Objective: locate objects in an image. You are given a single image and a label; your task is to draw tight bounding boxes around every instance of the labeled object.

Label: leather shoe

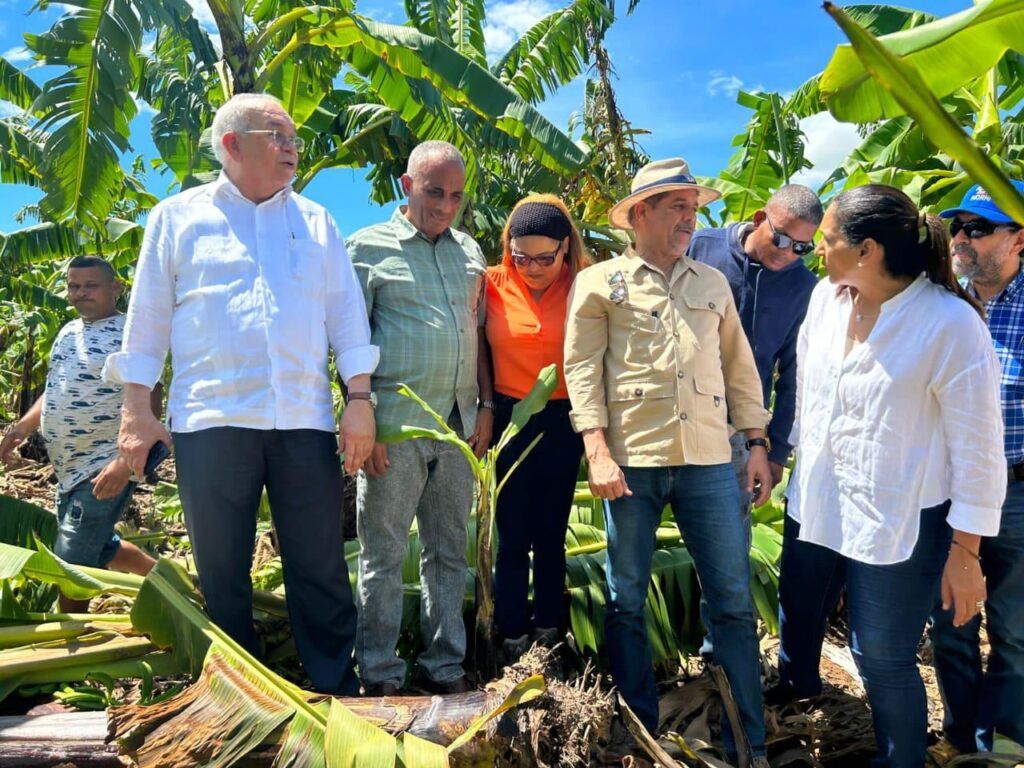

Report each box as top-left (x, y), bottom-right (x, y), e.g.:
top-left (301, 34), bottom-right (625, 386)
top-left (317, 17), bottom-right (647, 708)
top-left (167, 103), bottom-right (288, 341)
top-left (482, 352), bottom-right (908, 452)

top-left (362, 681), bottom-right (400, 697)
top-left (419, 674), bottom-right (473, 695)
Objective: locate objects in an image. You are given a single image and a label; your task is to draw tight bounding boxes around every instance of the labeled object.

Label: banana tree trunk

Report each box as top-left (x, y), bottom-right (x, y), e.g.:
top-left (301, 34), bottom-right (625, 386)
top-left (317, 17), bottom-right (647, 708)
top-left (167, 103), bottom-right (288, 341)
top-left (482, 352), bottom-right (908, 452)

top-left (473, 477), bottom-right (497, 681)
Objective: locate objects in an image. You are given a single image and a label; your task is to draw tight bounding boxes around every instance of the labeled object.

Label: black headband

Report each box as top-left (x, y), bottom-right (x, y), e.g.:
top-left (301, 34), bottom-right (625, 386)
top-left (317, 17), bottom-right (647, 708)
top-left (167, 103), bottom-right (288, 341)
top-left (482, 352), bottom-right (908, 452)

top-left (508, 202), bottom-right (572, 241)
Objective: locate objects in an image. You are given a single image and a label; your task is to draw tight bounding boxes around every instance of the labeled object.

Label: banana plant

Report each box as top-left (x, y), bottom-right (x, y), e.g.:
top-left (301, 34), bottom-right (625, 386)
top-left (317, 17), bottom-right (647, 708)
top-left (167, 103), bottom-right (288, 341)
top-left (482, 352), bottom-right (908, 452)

top-left (377, 364), bottom-right (558, 680)
top-left (821, 1), bottom-right (1024, 222)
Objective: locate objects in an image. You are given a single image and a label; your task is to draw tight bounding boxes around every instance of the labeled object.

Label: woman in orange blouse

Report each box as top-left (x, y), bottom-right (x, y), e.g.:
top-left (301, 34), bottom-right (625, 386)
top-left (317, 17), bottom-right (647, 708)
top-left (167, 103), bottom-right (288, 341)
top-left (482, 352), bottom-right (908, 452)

top-left (486, 194), bottom-right (592, 661)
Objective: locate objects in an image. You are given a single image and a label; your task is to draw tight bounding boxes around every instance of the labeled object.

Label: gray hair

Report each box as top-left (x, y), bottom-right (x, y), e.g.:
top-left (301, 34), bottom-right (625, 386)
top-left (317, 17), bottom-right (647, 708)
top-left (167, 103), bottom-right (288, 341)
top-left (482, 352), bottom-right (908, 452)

top-left (766, 184), bottom-right (824, 226)
top-left (211, 93), bottom-right (285, 164)
top-left (406, 141), bottom-right (465, 178)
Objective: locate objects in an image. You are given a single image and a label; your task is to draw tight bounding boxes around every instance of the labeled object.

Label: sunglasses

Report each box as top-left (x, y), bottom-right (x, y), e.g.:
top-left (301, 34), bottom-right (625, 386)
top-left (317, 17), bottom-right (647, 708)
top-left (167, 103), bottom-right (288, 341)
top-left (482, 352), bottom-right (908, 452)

top-left (766, 216), bottom-right (816, 256)
top-left (949, 218), bottom-right (1022, 240)
top-left (511, 243), bottom-right (561, 268)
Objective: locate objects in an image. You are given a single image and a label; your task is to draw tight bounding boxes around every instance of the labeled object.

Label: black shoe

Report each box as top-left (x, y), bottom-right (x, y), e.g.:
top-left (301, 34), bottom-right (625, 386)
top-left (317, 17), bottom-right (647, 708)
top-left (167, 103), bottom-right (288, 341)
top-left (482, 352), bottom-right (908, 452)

top-left (362, 681), bottom-right (400, 697)
top-left (419, 674), bottom-right (473, 695)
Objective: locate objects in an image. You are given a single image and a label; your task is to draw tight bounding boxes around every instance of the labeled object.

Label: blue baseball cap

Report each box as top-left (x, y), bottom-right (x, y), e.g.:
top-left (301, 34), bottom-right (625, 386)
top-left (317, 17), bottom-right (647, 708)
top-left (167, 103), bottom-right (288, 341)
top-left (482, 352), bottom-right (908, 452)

top-left (939, 180), bottom-right (1024, 225)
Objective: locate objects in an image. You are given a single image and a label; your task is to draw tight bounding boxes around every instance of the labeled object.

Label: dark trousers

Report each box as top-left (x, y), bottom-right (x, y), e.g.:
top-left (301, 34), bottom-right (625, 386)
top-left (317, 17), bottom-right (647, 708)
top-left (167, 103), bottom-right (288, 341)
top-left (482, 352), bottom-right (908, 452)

top-left (174, 427), bottom-right (358, 695)
top-left (778, 504), bottom-right (952, 768)
top-left (492, 394), bottom-right (583, 640)
top-left (930, 480), bottom-right (1024, 753)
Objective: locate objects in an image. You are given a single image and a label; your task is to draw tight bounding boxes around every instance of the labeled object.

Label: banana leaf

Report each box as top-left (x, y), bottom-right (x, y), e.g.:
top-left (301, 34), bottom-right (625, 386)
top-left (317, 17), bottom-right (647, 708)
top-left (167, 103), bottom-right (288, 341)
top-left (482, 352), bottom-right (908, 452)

top-left (0, 494), bottom-right (57, 549)
top-left (820, 0), bottom-right (1024, 122)
top-left (822, 2), bottom-right (1024, 225)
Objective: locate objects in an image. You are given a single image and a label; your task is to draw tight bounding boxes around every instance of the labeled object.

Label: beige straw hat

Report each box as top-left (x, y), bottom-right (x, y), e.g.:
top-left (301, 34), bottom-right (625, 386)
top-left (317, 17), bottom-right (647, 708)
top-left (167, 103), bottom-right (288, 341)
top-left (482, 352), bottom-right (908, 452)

top-left (608, 158), bottom-right (721, 230)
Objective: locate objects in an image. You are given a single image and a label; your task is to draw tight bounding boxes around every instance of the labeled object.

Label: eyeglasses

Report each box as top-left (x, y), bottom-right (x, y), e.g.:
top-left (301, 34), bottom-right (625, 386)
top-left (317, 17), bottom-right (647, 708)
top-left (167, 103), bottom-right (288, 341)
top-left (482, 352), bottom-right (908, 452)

top-left (949, 218), bottom-right (1021, 240)
top-left (511, 244), bottom-right (561, 268)
top-left (766, 216), bottom-right (816, 256)
top-left (240, 129), bottom-right (305, 153)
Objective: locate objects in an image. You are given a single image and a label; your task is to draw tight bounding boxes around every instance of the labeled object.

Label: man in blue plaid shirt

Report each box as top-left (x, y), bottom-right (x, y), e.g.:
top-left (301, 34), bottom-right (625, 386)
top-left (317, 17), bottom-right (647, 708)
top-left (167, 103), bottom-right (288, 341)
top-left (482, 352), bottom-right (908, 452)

top-left (931, 180), bottom-right (1024, 755)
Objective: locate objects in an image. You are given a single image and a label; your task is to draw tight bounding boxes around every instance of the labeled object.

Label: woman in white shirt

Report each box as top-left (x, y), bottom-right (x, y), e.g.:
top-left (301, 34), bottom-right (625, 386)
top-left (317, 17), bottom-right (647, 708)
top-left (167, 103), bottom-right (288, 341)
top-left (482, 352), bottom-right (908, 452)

top-left (775, 184), bottom-right (1005, 768)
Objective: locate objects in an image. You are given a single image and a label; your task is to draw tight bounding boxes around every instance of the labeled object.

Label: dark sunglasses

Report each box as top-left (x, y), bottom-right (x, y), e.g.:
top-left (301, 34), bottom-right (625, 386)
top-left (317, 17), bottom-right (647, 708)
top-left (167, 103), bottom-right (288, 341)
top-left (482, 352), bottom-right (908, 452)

top-left (766, 216), bottom-right (816, 256)
top-left (511, 243), bottom-right (561, 267)
top-left (949, 218), bottom-right (1022, 240)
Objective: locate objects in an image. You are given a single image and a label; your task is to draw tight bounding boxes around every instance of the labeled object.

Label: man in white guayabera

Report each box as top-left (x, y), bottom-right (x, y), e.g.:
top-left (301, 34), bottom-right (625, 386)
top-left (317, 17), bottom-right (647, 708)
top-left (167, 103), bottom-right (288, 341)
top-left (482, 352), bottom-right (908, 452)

top-left (105, 93), bottom-right (378, 695)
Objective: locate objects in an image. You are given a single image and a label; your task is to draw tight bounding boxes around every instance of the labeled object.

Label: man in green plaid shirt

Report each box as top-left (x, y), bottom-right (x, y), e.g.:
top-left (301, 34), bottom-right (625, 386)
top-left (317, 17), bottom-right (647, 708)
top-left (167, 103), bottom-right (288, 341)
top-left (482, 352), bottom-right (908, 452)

top-left (347, 141), bottom-right (494, 696)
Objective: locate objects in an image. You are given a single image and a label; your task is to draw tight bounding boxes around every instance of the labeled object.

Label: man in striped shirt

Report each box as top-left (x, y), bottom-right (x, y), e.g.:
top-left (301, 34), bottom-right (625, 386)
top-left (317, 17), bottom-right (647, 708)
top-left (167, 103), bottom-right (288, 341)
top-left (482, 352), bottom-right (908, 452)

top-left (931, 180), bottom-right (1024, 754)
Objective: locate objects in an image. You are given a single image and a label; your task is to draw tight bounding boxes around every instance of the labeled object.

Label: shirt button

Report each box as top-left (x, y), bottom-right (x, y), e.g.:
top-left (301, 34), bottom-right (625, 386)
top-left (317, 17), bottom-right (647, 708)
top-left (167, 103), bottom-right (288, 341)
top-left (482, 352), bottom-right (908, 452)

top-left (633, 387), bottom-right (643, 396)
top-left (673, 331), bottom-right (680, 338)
top-left (680, 412), bottom-right (688, 421)
top-left (669, 293), bottom-right (675, 300)
top-left (708, 301), bottom-right (716, 310)
top-left (677, 372), bottom-right (684, 379)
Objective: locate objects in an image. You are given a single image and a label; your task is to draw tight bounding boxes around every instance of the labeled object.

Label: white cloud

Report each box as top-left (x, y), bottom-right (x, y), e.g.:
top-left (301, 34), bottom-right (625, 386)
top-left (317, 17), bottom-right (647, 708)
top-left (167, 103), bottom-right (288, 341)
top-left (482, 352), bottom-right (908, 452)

top-left (706, 71), bottom-right (743, 98)
top-left (483, 0), bottom-right (557, 60)
top-left (2, 47), bottom-right (32, 64)
top-left (186, 0), bottom-right (218, 32)
top-left (791, 111), bottom-right (863, 192)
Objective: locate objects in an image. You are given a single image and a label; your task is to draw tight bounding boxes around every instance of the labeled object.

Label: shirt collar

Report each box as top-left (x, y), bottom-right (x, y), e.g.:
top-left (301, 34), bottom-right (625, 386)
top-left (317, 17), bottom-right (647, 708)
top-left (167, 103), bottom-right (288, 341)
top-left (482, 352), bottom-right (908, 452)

top-left (970, 266), bottom-right (1024, 305)
top-left (390, 205), bottom-right (453, 244)
top-left (212, 171), bottom-right (292, 205)
top-left (621, 246), bottom-right (697, 279)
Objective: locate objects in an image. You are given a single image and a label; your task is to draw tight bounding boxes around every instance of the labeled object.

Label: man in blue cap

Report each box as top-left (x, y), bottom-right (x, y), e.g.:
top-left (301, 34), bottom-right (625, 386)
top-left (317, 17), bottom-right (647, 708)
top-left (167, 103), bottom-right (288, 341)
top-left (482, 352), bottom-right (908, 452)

top-left (930, 179), bottom-right (1024, 755)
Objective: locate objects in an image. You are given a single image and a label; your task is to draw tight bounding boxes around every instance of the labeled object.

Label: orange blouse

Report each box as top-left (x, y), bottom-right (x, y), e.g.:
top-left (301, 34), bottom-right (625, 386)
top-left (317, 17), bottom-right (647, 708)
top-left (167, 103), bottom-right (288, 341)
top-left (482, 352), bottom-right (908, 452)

top-left (485, 263), bottom-right (571, 400)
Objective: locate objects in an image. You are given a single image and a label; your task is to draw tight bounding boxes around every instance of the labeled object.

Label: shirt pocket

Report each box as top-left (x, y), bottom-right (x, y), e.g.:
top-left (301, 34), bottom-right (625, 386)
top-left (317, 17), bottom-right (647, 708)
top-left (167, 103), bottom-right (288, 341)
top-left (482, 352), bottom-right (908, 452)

top-left (693, 361), bottom-right (729, 450)
top-left (607, 378), bottom-right (677, 454)
top-left (288, 239), bottom-right (325, 298)
top-left (611, 303), bottom-right (666, 370)
top-left (681, 293), bottom-right (725, 353)
top-left (190, 235), bottom-right (253, 289)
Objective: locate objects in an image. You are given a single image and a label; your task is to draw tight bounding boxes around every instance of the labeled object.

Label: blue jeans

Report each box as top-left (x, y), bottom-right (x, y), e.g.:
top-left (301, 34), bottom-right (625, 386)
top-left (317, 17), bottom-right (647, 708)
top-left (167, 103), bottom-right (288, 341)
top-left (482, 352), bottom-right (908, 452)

top-left (604, 463), bottom-right (765, 756)
top-left (930, 480), bottom-right (1024, 753)
top-left (778, 504), bottom-right (952, 768)
top-left (55, 476), bottom-right (136, 567)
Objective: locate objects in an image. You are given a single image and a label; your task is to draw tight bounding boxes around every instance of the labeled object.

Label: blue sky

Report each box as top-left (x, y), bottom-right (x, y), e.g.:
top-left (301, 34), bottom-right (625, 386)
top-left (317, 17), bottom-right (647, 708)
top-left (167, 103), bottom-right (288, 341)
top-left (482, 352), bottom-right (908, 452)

top-left (0, 0), bottom-right (971, 239)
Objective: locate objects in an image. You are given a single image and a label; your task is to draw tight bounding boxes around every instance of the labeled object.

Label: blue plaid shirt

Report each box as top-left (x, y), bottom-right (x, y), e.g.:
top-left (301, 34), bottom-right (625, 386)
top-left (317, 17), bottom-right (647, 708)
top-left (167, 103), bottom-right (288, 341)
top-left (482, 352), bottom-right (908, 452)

top-left (971, 268), bottom-right (1024, 466)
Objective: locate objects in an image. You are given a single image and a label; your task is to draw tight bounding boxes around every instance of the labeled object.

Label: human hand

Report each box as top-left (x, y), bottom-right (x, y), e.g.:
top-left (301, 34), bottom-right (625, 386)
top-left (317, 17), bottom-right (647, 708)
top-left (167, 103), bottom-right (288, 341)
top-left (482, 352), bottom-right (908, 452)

top-left (119, 405), bottom-right (171, 477)
top-left (362, 443), bottom-right (389, 477)
top-left (0, 426), bottom-right (30, 466)
top-left (91, 455), bottom-right (132, 500)
top-left (587, 454), bottom-right (631, 500)
top-left (339, 400), bottom-right (376, 474)
top-left (467, 407), bottom-right (493, 459)
top-left (768, 461), bottom-right (785, 489)
top-left (942, 544), bottom-right (986, 627)
top-left (746, 447), bottom-right (772, 507)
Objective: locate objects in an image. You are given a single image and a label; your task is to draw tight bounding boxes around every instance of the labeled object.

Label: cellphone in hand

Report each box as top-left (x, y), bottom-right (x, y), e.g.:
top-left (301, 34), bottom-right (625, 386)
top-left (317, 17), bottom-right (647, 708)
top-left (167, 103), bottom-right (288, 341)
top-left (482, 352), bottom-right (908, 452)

top-left (144, 441), bottom-right (172, 476)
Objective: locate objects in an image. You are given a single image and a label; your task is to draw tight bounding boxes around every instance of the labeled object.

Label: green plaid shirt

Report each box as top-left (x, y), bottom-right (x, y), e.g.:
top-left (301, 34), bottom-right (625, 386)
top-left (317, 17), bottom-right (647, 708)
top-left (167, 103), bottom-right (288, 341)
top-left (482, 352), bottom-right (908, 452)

top-left (347, 207), bottom-right (487, 432)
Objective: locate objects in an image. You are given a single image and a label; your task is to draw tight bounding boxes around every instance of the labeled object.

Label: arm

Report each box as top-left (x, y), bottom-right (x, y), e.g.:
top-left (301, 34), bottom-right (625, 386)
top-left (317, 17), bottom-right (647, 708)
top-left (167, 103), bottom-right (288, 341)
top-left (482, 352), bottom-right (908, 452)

top-left (326, 221), bottom-right (378, 475)
top-left (765, 310), bottom-right (803, 481)
top-left (935, 316), bottom-right (1006, 626)
top-left (102, 207), bottom-right (175, 475)
top-left (468, 331), bottom-right (494, 458)
top-left (718, 292), bottom-right (772, 505)
top-left (563, 273), bottom-right (629, 499)
top-left (0, 394), bottom-right (44, 465)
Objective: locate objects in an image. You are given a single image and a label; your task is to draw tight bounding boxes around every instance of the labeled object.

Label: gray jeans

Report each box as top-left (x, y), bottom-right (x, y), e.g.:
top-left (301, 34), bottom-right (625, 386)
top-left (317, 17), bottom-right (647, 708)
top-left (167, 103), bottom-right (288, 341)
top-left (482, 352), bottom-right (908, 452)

top-left (355, 414), bottom-right (474, 687)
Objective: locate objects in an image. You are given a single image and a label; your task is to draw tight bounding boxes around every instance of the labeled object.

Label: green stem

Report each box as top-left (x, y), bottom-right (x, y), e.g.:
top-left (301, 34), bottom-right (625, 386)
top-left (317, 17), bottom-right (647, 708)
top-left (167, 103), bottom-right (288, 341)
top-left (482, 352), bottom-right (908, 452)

top-left (252, 5), bottom-right (331, 57)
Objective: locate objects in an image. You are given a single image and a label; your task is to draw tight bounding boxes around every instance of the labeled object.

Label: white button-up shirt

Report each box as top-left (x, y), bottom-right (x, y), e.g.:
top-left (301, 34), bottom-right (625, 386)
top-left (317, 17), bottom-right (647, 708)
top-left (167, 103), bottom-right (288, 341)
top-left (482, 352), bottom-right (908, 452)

top-left (788, 274), bottom-right (1005, 565)
top-left (103, 174), bottom-right (379, 434)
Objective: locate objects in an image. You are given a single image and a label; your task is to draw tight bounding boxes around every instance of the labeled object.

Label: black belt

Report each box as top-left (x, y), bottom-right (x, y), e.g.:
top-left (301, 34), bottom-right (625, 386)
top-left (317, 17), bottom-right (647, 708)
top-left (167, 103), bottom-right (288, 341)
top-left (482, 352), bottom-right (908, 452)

top-left (1010, 462), bottom-right (1024, 483)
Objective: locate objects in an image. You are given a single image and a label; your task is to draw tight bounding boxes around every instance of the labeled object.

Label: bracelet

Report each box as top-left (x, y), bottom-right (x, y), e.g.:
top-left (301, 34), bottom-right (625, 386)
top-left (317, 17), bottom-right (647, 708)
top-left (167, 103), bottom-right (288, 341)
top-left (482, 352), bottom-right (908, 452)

top-left (951, 539), bottom-right (981, 562)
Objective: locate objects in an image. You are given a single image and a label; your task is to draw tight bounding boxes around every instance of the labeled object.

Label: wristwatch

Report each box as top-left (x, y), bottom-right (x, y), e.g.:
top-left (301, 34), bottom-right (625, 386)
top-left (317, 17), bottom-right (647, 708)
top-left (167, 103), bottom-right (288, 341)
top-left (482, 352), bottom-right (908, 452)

top-left (745, 437), bottom-right (770, 451)
top-left (479, 399), bottom-right (496, 410)
top-left (348, 391), bottom-right (377, 408)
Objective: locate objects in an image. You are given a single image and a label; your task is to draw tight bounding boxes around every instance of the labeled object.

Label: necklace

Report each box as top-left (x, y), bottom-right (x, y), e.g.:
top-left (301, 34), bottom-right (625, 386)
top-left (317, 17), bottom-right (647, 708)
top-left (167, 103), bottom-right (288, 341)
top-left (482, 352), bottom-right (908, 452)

top-left (854, 312), bottom-right (879, 322)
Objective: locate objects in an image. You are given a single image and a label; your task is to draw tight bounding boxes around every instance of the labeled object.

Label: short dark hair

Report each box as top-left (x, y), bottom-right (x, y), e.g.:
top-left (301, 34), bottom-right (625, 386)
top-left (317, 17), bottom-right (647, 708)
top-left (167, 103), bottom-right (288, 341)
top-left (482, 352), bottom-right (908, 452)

top-left (767, 184), bottom-right (824, 226)
top-left (68, 256), bottom-right (116, 281)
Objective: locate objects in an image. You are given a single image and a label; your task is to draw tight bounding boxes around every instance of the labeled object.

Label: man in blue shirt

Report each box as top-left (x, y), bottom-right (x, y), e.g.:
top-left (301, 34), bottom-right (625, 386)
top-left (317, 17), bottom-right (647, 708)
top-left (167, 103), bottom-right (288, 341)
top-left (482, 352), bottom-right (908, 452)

top-left (688, 185), bottom-right (822, 498)
top-left (930, 181), bottom-right (1024, 755)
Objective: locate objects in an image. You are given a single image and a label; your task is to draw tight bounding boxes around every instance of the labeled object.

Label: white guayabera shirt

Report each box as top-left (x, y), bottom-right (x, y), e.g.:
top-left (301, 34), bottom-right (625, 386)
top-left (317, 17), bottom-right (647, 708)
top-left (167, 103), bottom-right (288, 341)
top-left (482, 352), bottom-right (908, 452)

top-left (103, 174), bottom-right (379, 433)
top-left (787, 274), bottom-right (1005, 565)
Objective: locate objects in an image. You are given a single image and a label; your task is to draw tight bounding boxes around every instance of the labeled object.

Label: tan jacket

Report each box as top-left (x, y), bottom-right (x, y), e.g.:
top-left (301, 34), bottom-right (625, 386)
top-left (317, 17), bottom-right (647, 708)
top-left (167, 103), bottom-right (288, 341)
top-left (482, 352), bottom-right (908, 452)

top-left (564, 250), bottom-right (769, 467)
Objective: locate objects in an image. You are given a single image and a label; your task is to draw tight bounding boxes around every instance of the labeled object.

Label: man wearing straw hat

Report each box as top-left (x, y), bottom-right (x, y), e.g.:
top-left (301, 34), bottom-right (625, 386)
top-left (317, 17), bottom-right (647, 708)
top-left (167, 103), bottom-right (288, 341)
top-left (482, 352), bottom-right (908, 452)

top-left (564, 158), bottom-right (772, 763)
